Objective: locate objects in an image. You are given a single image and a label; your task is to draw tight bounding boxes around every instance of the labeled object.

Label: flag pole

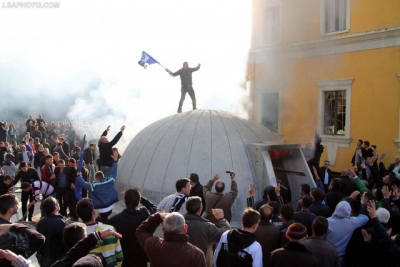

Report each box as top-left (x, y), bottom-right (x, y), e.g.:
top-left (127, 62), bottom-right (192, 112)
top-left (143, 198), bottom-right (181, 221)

top-left (157, 62), bottom-right (167, 69)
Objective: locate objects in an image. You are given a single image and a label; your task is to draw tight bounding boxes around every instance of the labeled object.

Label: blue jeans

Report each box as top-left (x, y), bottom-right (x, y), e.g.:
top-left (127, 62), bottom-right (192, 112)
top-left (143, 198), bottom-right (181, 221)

top-left (100, 162), bottom-right (118, 179)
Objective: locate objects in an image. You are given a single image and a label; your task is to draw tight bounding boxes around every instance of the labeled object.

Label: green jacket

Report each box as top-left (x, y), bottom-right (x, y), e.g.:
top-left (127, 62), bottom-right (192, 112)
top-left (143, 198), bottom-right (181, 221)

top-left (184, 213), bottom-right (230, 267)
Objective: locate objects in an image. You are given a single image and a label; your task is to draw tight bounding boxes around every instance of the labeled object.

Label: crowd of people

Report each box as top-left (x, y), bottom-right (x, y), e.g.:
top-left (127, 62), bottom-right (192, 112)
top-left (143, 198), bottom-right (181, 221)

top-left (0, 115), bottom-right (103, 151)
top-left (1, 117), bottom-right (400, 267)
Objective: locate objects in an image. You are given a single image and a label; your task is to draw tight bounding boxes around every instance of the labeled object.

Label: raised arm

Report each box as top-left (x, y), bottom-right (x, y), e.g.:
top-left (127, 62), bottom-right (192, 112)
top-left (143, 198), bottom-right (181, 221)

top-left (167, 69), bottom-right (180, 77)
top-left (246, 184), bottom-right (255, 209)
top-left (140, 196), bottom-right (157, 215)
top-left (75, 175), bottom-right (93, 191)
top-left (108, 126), bottom-right (125, 147)
top-left (191, 64), bottom-right (201, 72)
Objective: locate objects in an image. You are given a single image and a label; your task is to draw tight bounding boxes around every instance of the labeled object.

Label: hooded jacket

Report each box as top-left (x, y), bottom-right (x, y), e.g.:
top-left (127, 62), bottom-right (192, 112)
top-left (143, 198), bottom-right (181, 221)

top-left (75, 162), bottom-right (118, 209)
top-left (214, 229), bottom-right (262, 267)
top-left (325, 201), bottom-right (368, 257)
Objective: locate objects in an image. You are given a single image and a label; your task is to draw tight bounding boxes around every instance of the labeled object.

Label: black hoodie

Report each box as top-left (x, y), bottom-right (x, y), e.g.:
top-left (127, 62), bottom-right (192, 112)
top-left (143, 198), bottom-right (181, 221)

top-left (216, 228), bottom-right (258, 267)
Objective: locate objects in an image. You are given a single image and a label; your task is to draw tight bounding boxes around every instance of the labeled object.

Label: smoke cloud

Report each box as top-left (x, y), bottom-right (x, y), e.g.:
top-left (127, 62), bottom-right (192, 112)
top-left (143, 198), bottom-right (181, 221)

top-left (0, 0), bottom-right (251, 153)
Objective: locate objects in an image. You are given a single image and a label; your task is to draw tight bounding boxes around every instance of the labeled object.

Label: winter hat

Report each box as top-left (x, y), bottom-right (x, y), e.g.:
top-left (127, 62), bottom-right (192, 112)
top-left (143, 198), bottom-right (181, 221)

top-left (72, 254), bottom-right (103, 267)
top-left (376, 208), bottom-right (390, 224)
top-left (286, 222), bottom-right (307, 241)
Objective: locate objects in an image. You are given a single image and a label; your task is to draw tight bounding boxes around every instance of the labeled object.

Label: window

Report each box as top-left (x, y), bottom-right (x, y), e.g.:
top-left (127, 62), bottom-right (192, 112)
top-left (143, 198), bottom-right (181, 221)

top-left (322, 0), bottom-right (350, 34)
top-left (263, 5), bottom-right (281, 44)
top-left (261, 92), bottom-right (279, 132)
top-left (317, 78), bottom-right (353, 138)
top-left (323, 91), bottom-right (346, 135)
top-left (257, 83), bottom-right (282, 133)
top-left (317, 79), bottom-right (353, 165)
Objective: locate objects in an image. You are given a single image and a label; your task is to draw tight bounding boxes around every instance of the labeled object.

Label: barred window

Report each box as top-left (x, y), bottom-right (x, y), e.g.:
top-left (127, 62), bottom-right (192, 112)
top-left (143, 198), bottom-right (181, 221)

top-left (324, 91), bottom-right (346, 135)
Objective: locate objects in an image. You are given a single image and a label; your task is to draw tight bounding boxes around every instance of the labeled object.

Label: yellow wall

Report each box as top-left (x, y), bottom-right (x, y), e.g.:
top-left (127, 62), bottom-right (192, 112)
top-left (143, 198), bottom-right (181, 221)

top-left (280, 47), bottom-right (400, 171)
top-left (351, 0), bottom-right (400, 33)
top-left (249, 0), bottom-right (400, 172)
top-left (278, 0), bottom-right (400, 44)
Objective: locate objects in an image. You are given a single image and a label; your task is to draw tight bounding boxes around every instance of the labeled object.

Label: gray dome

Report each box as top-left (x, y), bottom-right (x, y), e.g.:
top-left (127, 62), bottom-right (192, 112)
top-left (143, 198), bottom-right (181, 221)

top-left (115, 109), bottom-right (280, 222)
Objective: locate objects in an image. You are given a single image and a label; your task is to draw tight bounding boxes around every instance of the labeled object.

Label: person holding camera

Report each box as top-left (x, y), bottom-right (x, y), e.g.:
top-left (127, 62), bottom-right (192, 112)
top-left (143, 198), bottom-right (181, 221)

top-left (203, 172), bottom-right (238, 224)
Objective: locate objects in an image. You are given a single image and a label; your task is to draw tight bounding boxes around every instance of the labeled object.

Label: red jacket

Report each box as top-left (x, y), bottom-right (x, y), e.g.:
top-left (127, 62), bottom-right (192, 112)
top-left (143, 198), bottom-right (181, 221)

top-left (41, 164), bottom-right (55, 183)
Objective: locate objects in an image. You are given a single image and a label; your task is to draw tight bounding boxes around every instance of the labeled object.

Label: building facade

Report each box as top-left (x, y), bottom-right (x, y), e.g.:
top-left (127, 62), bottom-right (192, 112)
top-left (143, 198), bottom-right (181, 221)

top-left (247, 0), bottom-right (400, 171)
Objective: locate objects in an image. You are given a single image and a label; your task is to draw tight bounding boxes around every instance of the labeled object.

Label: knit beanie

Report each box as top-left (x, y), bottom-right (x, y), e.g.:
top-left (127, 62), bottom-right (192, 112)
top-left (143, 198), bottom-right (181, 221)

top-left (285, 222), bottom-right (307, 241)
top-left (73, 254), bottom-right (103, 267)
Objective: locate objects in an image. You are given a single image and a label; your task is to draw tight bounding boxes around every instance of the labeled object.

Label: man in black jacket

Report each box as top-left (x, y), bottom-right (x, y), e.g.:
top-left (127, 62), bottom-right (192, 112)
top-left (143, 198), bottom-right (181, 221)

top-left (166, 62), bottom-right (201, 113)
top-left (59, 137), bottom-right (70, 158)
top-left (269, 223), bottom-right (318, 267)
top-left (108, 188), bottom-right (157, 267)
top-left (36, 197), bottom-right (67, 267)
top-left (13, 161), bottom-right (40, 221)
top-left (98, 125), bottom-right (125, 177)
top-left (351, 139), bottom-right (366, 167)
top-left (189, 173), bottom-right (206, 214)
top-left (309, 188), bottom-right (331, 218)
top-left (318, 160), bottom-right (332, 192)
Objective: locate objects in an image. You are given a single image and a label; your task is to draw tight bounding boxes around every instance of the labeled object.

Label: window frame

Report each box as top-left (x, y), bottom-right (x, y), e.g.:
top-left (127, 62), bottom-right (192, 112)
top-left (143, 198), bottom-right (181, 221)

top-left (323, 90), bottom-right (347, 136)
top-left (317, 78), bottom-right (353, 142)
top-left (262, 3), bottom-right (282, 46)
top-left (257, 83), bottom-right (283, 134)
top-left (320, 0), bottom-right (351, 36)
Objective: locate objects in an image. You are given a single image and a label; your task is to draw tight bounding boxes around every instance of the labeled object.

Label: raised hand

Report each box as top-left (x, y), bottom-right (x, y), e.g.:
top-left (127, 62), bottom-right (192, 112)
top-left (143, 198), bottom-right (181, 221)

top-left (248, 184), bottom-right (255, 197)
top-left (367, 200), bottom-right (377, 218)
top-left (99, 229), bottom-right (122, 239)
top-left (275, 183), bottom-right (281, 196)
top-left (382, 186), bottom-right (391, 199)
top-left (212, 208), bottom-right (224, 220)
top-left (361, 229), bottom-right (371, 243)
top-left (212, 174), bottom-right (220, 181)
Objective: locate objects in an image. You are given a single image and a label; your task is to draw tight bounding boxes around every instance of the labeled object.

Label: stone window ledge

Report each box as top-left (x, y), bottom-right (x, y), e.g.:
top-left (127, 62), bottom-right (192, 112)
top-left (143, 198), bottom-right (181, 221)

top-left (321, 135), bottom-right (352, 145)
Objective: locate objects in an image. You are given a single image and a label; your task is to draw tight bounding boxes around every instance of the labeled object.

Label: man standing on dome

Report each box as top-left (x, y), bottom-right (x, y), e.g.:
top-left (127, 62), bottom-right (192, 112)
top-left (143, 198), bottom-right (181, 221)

top-left (166, 62), bottom-right (200, 114)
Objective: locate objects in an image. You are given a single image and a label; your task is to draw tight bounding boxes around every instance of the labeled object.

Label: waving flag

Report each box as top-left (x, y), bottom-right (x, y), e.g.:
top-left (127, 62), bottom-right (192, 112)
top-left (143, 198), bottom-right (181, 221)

top-left (138, 51), bottom-right (159, 68)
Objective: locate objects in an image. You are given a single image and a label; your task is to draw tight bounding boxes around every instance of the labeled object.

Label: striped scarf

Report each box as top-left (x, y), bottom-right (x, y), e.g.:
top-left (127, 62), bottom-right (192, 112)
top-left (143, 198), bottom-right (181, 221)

top-left (170, 193), bottom-right (187, 213)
